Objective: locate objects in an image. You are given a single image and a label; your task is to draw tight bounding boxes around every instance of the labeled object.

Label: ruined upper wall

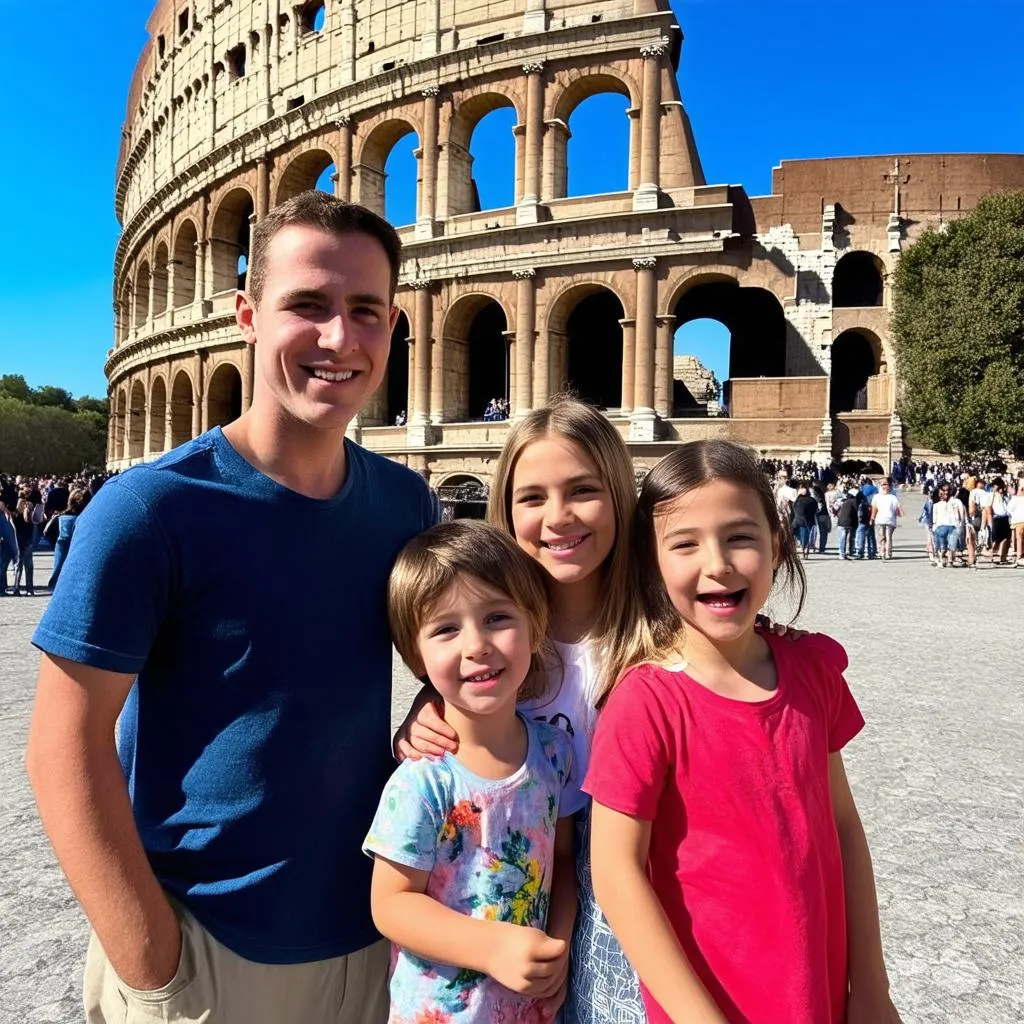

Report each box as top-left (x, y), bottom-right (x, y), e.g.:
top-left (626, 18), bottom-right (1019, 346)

top-left (750, 154), bottom-right (1024, 241)
top-left (117, 0), bottom-right (670, 221)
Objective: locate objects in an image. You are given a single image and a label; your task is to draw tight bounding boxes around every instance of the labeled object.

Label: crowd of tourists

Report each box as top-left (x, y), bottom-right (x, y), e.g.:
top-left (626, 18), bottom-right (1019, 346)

top-left (0, 472), bottom-right (109, 596)
top-left (22, 193), bottom-right (905, 1024)
top-left (483, 395), bottom-right (510, 420)
top-left (772, 466), bottom-right (1024, 567)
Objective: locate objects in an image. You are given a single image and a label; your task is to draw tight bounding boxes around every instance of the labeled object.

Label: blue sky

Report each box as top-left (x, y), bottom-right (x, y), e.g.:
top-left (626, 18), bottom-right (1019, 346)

top-left (0, 0), bottom-right (1020, 398)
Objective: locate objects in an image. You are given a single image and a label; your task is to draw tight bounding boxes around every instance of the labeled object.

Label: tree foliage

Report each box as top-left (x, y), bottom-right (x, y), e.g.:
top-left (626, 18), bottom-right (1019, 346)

top-left (891, 191), bottom-right (1024, 457)
top-left (0, 377), bottom-right (109, 474)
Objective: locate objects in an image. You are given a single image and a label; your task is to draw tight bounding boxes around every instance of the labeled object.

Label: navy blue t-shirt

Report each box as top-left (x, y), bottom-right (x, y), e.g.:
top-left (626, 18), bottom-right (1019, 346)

top-left (33, 428), bottom-right (436, 964)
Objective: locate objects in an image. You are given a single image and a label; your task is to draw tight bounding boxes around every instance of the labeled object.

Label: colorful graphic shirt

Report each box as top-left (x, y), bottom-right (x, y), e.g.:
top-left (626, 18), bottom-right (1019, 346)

top-left (363, 716), bottom-right (574, 1024)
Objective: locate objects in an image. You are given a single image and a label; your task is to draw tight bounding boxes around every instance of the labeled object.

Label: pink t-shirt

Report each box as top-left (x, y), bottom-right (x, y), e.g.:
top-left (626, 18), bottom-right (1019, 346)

top-left (584, 631), bottom-right (864, 1024)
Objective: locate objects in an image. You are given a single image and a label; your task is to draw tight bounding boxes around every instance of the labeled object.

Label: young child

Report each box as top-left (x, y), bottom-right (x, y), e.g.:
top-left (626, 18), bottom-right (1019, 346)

top-left (364, 519), bottom-right (579, 1023)
top-left (397, 398), bottom-right (652, 1024)
top-left (585, 440), bottom-right (902, 1024)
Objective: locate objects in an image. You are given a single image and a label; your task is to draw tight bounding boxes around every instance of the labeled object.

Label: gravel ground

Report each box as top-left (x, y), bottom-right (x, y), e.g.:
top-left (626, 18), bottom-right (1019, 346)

top-left (2, 493), bottom-right (1021, 1022)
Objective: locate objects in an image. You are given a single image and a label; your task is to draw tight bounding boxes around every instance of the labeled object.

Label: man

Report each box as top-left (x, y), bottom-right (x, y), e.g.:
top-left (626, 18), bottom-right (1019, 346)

top-left (869, 477), bottom-right (903, 560)
top-left (26, 193), bottom-right (436, 1023)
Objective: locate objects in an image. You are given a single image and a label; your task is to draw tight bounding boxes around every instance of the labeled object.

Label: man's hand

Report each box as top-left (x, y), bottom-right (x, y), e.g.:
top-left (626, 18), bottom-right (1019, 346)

top-left (484, 924), bottom-right (568, 998)
top-left (394, 692), bottom-right (459, 762)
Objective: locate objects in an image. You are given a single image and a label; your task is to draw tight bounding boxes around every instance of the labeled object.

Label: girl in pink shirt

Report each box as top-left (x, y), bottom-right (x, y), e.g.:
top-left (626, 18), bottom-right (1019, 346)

top-left (585, 440), bottom-right (901, 1024)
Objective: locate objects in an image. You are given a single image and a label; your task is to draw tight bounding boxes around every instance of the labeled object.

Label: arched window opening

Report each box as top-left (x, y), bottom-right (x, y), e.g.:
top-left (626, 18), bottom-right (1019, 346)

top-left (207, 365), bottom-right (243, 428)
top-left (153, 243), bottom-right (169, 317)
top-left (830, 330), bottom-right (880, 414)
top-left (386, 312), bottom-right (411, 425)
top-left (148, 378), bottom-right (167, 455)
top-left (384, 133), bottom-right (418, 226)
top-left (128, 381), bottom-right (146, 459)
top-left (172, 221), bottom-right (198, 308)
top-left (113, 390), bottom-right (127, 457)
top-left (672, 319), bottom-right (728, 415)
top-left (316, 162), bottom-right (337, 195)
top-left (134, 262), bottom-right (151, 329)
top-left (227, 44), bottom-right (247, 80)
top-left (170, 372), bottom-right (194, 448)
top-left (565, 291), bottom-right (624, 409)
top-left (566, 93), bottom-right (630, 198)
top-left (833, 252), bottom-right (884, 307)
top-left (467, 106), bottom-right (516, 212)
top-left (672, 282), bottom-right (787, 412)
top-left (467, 303), bottom-right (510, 420)
top-left (276, 149), bottom-right (336, 205)
top-left (299, 0), bottom-right (326, 33)
top-left (210, 190), bottom-right (254, 294)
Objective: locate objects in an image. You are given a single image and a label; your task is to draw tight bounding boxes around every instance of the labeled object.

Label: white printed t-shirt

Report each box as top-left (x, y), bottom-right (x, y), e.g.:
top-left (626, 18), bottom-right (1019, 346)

top-left (870, 492), bottom-right (902, 526)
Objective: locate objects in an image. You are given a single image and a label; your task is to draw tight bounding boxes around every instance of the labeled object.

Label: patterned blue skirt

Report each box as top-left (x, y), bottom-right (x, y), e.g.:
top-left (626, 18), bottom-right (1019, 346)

top-left (563, 805), bottom-right (646, 1024)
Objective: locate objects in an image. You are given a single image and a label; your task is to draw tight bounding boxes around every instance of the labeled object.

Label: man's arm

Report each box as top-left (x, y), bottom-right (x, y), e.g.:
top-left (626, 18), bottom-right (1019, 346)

top-left (590, 803), bottom-right (727, 1024)
top-left (25, 655), bottom-right (181, 990)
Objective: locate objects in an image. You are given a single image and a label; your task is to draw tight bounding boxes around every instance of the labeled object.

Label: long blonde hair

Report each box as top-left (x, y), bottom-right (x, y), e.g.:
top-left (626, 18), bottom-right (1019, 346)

top-left (487, 396), bottom-right (656, 707)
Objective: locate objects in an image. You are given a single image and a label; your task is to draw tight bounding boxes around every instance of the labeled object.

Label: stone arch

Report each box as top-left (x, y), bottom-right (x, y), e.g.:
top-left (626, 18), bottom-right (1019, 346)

top-left (119, 281), bottom-right (133, 344)
top-left (446, 92), bottom-right (520, 216)
top-left (670, 276), bottom-right (788, 410)
top-left (134, 260), bottom-right (151, 329)
top-left (275, 146), bottom-right (338, 205)
top-left (833, 251), bottom-right (885, 307)
top-left (152, 241), bottom-right (169, 317)
top-left (546, 283), bottom-right (627, 410)
top-left (355, 118), bottom-right (420, 221)
top-left (170, 369), bottom-right (195, 447)
top-left (549, 72), bottom-right (636, 201)
top-left (128, 379), bottom-right (147, 459)
top-left (440, 293), bottom-right (512, 422)
top-left (206, 362), bottom-right (243, 428)
top-left (148, 375), bottom-right (167, 454)
top-left (113, 388), bottom-right (127, 459)
top-left (171, 218), bottom-right (199, 309)
top-left (386, 310), bottom-right (412, 425)
top-left (830, 328), bottom-right (883, 414)
top-left (210, 187), bottom-right (255, 294)
top-left (438, 473), bottom-right (485, 487)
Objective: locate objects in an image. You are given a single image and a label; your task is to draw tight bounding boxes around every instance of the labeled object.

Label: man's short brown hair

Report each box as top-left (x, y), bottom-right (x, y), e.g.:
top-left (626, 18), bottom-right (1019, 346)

top-left (246, 191), bottom-right (402, 306)
top-left (387, 520), bottom-right (552, 703)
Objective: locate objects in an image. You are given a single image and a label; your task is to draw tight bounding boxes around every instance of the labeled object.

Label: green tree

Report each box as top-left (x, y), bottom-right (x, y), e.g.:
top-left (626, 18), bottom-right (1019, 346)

top-left (891, 190), bottom-right (1024, 457)
top-left (34, 385), bottom-right (76, 411)
top-left (0, 374), bottom-right (33, 403)
top-left (0, 398), bottom-right (107, 474)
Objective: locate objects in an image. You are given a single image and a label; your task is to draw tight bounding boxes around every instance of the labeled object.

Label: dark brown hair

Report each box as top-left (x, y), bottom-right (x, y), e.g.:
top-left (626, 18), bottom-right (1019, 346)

top-left (67, 489), bottom-right (88, 515)
top-left (246, 191), bottom-right (402, 306)
top-left (633, 440), bottom-right (806, 651)
top-left (387, 519), bottom-right (553, 702)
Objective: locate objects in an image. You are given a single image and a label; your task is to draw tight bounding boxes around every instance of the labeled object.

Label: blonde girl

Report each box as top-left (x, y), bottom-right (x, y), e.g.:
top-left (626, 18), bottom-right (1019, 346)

top-left (585, 440), bottom-right (900, 1024)
top-left (397, 397), bottom-right (652, 1024)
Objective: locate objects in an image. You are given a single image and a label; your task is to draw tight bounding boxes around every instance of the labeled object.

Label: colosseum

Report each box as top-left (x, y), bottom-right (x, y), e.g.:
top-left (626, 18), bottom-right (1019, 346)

top-left (107, 0), bottom-right (1024, 486)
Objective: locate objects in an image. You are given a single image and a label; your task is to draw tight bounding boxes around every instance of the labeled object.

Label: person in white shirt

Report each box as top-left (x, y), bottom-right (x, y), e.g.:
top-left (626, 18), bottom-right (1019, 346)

top-left (1008, 481), bottom-right (1024, 566)
top-left (869, 478), bottom-right (903, 560)
top-left (984, 478), bottom-right (1013, 565)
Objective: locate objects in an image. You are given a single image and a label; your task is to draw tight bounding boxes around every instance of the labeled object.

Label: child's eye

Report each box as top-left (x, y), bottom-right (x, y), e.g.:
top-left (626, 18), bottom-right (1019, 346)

top-left (429, 625), bottom-right (457, 638)
top-left (516, 493), bottom-right (544, 505)
top-left (729, 534), bottom-right (755, 543)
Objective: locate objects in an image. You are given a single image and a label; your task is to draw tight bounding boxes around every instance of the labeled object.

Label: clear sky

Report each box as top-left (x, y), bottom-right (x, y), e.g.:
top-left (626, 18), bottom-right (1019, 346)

top-left (0, 0), bottom-right (1020, 398)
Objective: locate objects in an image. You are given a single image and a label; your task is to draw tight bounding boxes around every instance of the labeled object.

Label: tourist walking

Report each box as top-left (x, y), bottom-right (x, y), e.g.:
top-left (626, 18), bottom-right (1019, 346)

top-left (792, 482), bottom-right (818, 558)
top-left (985, 478), bottom-right (1013, 565)
top-left (0, 499), bottom-right (19, 596)
top-left (1008, 482), bottom-right (1024, 565)
top-left (812, 483), bottom-right (832, 553)
top-left (27, 194), bottom-right (436, 1024)
top-left (12, 491), bottom-right (38, 595)
top-left (931, 482), bottom-right (965, 568)
top-left (836, 487), bottom-right (859, 560)
top-left (855, 489), bottom-right (877, 559)
top-left (46, 489), bottom-right (87, 590)
top-left (870, 478), bottom-right (903, 560)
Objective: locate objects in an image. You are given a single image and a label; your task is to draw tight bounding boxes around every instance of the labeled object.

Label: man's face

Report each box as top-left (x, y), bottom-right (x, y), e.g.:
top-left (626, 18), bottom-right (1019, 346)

top-left (236, 224), bottom-right (398, 432)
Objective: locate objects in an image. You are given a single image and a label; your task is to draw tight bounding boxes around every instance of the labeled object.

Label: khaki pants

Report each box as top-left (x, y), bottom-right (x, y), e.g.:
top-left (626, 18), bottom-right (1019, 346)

top-left (83, 908), bottom-right (389, 1024)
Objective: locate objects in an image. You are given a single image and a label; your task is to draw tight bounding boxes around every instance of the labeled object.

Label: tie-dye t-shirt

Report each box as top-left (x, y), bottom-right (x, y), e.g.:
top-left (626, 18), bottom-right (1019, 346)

top-left (363, 715), bottom-right (574, 1024)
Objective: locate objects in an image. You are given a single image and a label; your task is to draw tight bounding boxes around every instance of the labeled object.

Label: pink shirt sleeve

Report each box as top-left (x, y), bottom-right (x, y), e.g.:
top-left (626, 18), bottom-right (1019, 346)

top-left (800, 633), bottom-right (864, 752)
top-left (583, 666), bottom-right (671, 820)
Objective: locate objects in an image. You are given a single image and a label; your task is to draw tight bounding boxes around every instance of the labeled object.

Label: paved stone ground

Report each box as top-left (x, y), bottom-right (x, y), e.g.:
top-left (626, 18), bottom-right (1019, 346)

top-left (2, 495), bottom-right (1022, 1023)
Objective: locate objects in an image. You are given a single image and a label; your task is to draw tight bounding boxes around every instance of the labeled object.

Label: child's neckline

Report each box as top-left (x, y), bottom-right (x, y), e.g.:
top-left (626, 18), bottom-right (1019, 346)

top-left (442, 713), bottom-right (534, 787)
top-left (662, 633), bottom-right (783, 708)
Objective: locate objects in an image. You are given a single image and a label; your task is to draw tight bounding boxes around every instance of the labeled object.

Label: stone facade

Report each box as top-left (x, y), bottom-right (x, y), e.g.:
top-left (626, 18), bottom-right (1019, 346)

top-left (106, 0), bottom-right (1024, 482)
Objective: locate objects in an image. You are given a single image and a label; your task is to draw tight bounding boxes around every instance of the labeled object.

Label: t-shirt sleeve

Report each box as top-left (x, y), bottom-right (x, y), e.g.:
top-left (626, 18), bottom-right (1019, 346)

top-left (362, 762), bottom-right (443, 872)
top-left (802, 634), bottom-right (864, 752)
top-left (583, 668), bottom-right (671, 820)
top-left (31, 479), bottom-right (174, 675)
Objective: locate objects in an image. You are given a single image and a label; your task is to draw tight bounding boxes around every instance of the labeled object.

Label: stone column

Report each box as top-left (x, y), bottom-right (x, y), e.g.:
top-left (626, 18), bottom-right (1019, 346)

top-left (634, 44), bottom-right (667, 212)
top-left (143, 379), bottom-right (152, 457)
top-left (513, 269), bottom-right (536, 416)
top-left (256, 157), bottom-right (270, 220)
top-left (167, 260), bottom-right (179, 326)
top-left (340, 0), bottom-right (356, 81)
top-left (619, 318), bottom-right (636, 415)
top-left (335, 117), bottom-right (353, 201)
top-left (518, 63), bottom-right (545, 224)
top-left (419, 0), bottom-right (441, 56)
top-left (410, 281), bottom-right (434, 439)
top-left (193, 353), bottom-right (204, 437)
top-left (241, 343), bottom-right (255, 412)
top-left (164, 389), bottom-right (174, 451)
top-left (631, 256), bottom-right (658, 439)
top-left (655, 314), bottom-right (676, 418)
top-left (523, 0), bottom-right (546, 33)
top-left (146, 265), bottom-right (156, 330)
top-left (531, 321), bottom-right (549, 408)
top-left (417, 88), bottom-right (440, 239)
